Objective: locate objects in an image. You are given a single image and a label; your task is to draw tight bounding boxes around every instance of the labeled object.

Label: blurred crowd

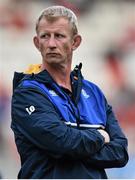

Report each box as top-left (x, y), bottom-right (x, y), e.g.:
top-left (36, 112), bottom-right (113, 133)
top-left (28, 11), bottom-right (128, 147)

top-left (0, 0), bottom-right (135, 178)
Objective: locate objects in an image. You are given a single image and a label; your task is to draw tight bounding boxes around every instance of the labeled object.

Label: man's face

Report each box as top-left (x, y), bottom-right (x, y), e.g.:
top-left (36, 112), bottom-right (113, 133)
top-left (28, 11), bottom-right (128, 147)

top-left (34, 17), bottom-right (75, 66)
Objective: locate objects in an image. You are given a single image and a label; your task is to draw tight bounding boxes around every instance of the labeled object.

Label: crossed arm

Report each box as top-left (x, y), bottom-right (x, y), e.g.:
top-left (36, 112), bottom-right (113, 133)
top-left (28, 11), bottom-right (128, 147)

top-left (11, 88), bottom-right (128, 168)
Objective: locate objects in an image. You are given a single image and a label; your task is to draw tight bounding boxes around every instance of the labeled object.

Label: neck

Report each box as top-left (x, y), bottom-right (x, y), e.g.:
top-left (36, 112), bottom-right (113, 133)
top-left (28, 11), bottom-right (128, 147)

top-left (41, 63), bottom-right (72, 91)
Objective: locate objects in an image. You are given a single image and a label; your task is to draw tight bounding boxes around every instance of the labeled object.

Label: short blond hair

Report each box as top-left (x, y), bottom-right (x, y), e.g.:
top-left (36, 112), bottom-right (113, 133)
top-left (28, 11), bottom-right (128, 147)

top-left (36, 6), bottom-right (78, 35)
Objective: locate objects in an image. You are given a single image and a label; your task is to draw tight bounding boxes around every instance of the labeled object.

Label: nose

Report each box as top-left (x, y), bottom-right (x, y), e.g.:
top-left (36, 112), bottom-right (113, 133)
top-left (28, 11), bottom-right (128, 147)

top-left (48, 35), bottom-right (57, 48)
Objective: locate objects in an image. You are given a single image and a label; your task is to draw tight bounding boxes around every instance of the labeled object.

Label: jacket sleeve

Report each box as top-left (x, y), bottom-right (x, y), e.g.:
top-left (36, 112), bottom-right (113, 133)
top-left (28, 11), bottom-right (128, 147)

top-left (82, 102), bottom-right (129, 168)
top-left (11, 87), bottom-right (105, 158)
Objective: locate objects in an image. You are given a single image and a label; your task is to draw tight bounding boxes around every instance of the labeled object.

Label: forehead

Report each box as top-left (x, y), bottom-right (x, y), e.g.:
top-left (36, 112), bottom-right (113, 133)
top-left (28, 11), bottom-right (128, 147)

top-left (37, 17), bottom-right (72, 33)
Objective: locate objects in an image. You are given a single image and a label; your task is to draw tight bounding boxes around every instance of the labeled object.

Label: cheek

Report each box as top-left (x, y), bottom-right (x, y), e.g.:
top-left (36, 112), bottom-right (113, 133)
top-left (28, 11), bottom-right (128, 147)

top-left (39, 41), bottom-right (46, 51)
top-left (63, 43), bottom-right (72, 53)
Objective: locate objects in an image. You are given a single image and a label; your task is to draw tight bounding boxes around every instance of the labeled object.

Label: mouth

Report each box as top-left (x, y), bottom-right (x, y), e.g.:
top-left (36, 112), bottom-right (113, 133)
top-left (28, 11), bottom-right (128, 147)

top-left (46, 53), bottom-right (60, 57)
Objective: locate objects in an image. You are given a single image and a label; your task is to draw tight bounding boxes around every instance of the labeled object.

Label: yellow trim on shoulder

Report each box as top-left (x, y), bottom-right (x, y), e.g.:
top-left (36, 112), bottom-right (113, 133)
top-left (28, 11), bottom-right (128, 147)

top-left (25, 64), bottom-right (42, 74)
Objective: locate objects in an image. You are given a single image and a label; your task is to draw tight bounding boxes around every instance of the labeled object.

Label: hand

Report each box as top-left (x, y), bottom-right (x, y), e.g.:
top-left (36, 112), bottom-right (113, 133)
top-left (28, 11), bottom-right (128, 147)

top-left (98, 129), bottom-right (110, 143)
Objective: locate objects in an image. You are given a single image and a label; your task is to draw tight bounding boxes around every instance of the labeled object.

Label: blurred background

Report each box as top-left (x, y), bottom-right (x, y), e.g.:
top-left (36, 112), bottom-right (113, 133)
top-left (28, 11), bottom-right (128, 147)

top-left (0, 0), bottom-right (135, 178)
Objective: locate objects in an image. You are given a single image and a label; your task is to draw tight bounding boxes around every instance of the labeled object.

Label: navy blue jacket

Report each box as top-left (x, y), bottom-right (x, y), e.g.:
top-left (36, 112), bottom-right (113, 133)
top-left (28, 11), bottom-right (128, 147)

top-left (11, 65), bottom-right (128, 179)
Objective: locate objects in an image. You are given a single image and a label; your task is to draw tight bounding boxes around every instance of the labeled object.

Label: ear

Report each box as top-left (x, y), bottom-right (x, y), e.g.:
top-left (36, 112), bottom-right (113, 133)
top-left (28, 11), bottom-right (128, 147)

top-left (33, 36), bottom-right (40, 51)
top-left (72, 35), bottom-right (82, 51)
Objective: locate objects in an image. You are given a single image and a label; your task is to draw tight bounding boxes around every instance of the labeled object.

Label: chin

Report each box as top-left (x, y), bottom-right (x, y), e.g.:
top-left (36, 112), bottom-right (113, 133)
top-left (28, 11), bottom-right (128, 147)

top-left (47, 58), bottom-right (64, 64)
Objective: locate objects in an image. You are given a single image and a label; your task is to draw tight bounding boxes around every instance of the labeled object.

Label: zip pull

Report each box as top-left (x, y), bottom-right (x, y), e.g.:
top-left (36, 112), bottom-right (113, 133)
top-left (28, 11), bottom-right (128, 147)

top-left (78, 62), bottom-right (82, 70)
top-left (74, 62), bottom-right (82, 73)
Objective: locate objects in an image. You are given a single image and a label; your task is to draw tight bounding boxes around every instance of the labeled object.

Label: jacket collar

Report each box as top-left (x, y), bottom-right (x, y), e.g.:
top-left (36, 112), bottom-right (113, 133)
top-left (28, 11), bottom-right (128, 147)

top-left (25, 63), bottom-right (83, 87)
top-left (30, 70), bottom-right (55, 84)
top-left (13, 63), bottom-right (83, 103)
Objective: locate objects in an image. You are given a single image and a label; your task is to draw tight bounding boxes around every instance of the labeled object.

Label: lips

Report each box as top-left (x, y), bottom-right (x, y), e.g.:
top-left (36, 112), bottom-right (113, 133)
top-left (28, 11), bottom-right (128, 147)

top-left (47, 53), bottom-right (60, 57)
top-left (47, 53), bottom-right (58, 55)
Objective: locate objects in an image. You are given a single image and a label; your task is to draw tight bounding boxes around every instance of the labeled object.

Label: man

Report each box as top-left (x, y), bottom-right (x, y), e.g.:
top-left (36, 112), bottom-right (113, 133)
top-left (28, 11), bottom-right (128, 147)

top-left (11, 6), bottom-right (128, 178)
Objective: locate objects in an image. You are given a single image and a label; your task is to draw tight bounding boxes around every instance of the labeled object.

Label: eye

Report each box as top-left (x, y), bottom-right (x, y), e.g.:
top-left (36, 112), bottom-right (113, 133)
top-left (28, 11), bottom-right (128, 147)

top-left (40, 33), bottom-right (50, 39)
top-left (55, 33), bottom-right (65, 39)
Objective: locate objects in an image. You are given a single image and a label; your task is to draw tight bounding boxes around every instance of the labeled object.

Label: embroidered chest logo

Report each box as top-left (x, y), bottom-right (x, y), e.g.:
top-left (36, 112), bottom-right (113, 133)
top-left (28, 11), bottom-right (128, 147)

top-left (49, 90), bottom-right (58, 96)
top-left (26, 105), bottom-right (35, 115)
top-left (81, 89), bottom-right (90, 99)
